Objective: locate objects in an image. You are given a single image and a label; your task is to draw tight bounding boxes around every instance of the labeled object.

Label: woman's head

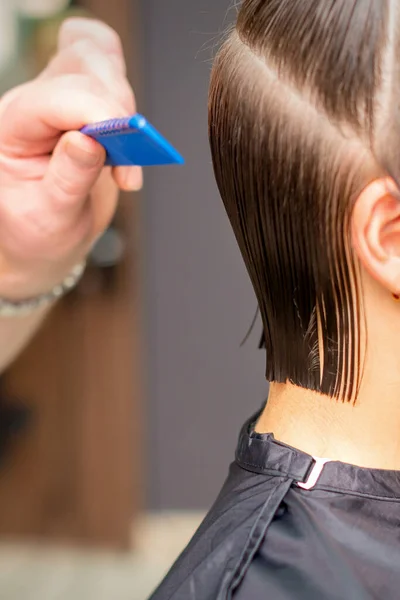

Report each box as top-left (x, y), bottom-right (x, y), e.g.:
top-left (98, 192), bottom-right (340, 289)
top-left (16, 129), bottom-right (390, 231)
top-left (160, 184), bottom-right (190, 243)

top-left (209, 0), bottom-right (400, 402)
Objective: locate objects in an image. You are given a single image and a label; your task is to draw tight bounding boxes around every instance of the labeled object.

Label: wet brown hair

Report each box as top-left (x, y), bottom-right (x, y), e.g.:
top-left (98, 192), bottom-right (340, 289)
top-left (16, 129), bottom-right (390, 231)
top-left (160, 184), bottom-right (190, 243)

top-left (208, 0), bottom-right (398, 402)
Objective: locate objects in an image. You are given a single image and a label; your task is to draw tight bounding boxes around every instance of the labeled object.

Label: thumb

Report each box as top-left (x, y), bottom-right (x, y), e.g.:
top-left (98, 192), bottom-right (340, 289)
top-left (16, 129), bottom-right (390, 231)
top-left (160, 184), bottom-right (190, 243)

top-left (43, 130), bottom-right (105, 222)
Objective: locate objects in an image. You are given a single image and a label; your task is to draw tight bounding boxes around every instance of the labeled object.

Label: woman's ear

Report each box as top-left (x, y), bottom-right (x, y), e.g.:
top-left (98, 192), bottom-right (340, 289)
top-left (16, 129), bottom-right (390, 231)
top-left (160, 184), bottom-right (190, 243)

top-left (352, 178), bottom-right (400, 295)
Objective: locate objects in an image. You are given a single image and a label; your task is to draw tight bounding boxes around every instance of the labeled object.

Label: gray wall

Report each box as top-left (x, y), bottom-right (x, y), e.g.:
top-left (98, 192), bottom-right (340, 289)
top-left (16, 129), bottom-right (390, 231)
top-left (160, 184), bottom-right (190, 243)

top-left (142, 0), bottom-right (269, 510)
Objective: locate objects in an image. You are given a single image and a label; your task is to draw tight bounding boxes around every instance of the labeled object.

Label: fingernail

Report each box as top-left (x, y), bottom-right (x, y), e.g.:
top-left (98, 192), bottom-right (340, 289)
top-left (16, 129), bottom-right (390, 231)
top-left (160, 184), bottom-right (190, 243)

top-left (124, 167), bottom-right (143, 191)
top-left (66, 139), bottom-right (103, 169)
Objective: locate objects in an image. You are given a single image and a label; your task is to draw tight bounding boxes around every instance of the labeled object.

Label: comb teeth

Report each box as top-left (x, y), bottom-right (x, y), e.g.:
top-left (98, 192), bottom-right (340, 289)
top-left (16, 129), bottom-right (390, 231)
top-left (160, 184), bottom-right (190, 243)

top-left (87, 117), bottom-right (134, 136)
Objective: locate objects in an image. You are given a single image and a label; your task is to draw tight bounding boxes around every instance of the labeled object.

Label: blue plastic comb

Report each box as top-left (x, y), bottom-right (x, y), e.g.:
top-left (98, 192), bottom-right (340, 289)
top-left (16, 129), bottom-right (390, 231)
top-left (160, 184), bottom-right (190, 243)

top-left (80, 114), bottom-right (184, 167)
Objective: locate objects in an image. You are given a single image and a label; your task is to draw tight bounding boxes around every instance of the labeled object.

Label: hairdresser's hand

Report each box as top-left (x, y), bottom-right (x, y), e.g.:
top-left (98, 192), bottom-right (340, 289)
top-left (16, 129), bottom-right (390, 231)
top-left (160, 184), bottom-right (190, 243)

top-left (0, 18), bottom-right (142, 301)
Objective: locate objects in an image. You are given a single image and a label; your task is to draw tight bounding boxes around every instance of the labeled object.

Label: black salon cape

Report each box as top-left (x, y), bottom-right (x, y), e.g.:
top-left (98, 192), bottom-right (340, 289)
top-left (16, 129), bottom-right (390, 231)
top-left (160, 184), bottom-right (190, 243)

top-left (148, 413), bottom-right (400, 599)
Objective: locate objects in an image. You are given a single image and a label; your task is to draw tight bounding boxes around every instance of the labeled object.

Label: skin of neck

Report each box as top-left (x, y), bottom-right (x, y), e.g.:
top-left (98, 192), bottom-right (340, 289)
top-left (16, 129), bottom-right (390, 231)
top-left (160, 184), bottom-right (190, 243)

top-left (256, 269), bottom-right (400, 470)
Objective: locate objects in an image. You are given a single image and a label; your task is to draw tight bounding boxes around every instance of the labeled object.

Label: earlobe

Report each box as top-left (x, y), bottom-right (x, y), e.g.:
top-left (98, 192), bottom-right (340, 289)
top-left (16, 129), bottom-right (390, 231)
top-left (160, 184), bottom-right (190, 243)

top-left (352, 177), bottom-right (400, 295)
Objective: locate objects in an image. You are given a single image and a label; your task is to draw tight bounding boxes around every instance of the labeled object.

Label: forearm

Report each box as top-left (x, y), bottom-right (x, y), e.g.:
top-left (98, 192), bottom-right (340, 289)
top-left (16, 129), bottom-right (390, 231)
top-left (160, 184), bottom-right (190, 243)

top-left (0, 306), bottom-right (51, 374)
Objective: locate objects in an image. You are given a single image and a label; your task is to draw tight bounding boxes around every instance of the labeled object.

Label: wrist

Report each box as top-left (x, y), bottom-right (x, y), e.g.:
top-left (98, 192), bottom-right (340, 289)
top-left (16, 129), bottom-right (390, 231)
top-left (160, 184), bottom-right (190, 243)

top-left (0, 257), bottom-right (85, 300)
top-left (0, 261), bottom-right (86, 317)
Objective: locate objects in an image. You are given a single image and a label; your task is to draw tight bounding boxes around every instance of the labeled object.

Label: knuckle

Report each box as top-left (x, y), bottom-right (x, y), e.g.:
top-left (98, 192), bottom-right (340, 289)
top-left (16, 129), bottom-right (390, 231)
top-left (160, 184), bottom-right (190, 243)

top-left (0, 84), bottom-right (24, 112)
top-left (59, 17), bottom-right (122, 54)
top-left (58, 17), bottom-right (75, 38)
top-left (0, 83), bottom-right (29, 130)
top-left (70, 38), bottom-right (97, 58)
top-left (68, 39), bottom-right (99, 70)
top-left (58, 17), bottom-right (80, 48)
top-left (59, 16), bottom-right (80, 32)
top-left (58, 44), bottom-right (133, 112)
top-left (95, 21), bottom-right (123, 53)
top-left (66, 41), bottom-right (128, 91)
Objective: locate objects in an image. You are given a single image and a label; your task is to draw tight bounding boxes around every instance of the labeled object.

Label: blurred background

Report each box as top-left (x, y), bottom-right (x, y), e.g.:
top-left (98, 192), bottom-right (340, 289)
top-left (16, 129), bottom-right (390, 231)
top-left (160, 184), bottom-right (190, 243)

top-left (0, 0), bottom-right (268, 598)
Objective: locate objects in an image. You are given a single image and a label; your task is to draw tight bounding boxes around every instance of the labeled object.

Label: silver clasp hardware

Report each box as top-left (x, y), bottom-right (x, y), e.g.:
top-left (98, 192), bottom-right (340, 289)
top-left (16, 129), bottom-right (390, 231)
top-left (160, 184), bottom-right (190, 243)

top-left (297, 457), bottom-right (331, 490)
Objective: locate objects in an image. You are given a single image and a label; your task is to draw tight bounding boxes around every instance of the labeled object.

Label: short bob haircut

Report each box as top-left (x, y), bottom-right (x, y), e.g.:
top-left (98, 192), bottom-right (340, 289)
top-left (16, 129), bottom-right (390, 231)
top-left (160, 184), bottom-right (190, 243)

top-left (208, 0), bottom-right (398, 402)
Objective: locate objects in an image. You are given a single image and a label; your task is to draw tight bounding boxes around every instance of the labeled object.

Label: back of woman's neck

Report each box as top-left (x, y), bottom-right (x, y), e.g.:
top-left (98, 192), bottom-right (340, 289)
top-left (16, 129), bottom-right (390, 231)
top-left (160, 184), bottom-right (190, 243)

top-left (256, 380), bottom-right (400, 470)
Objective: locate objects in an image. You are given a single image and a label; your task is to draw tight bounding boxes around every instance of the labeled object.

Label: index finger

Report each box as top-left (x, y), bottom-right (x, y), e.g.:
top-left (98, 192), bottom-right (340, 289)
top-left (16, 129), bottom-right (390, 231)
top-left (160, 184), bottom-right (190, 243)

top-left (58, 18), bottom-right (127, 75)
top-left (0, 75), bottom-right (127, 157)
